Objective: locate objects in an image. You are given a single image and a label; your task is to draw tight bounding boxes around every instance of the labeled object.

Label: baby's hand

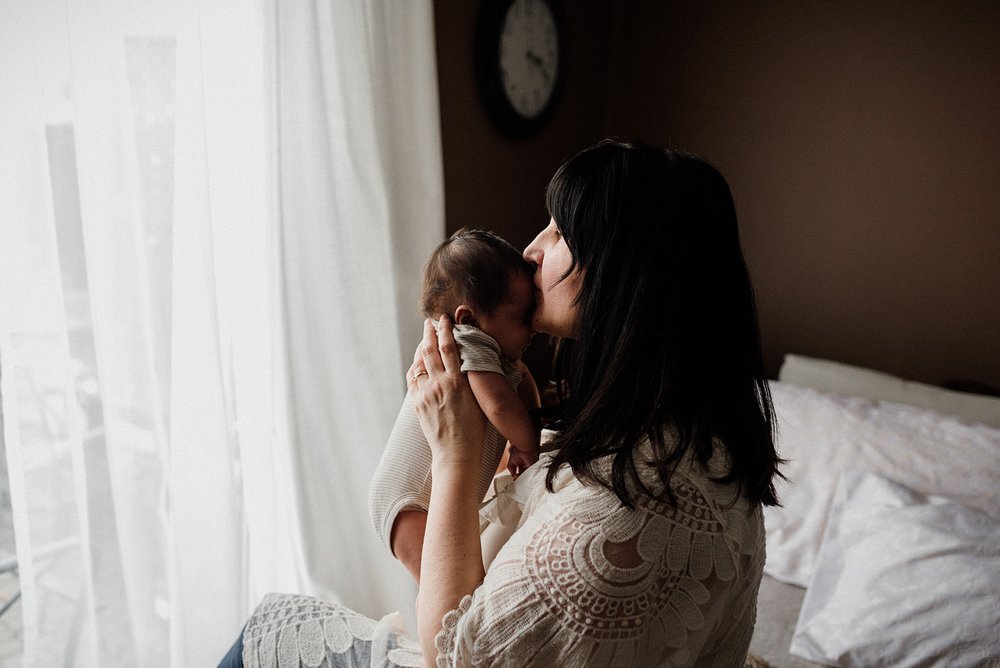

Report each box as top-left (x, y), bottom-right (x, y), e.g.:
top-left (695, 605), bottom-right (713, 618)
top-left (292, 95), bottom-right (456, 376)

top-left (507, 446), bottom-right (539, 478)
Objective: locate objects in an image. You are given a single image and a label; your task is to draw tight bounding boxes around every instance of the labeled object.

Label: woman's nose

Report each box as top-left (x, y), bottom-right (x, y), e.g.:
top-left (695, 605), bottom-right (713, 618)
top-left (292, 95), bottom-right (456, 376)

top-left (523, 236), bottom-right (542, 264)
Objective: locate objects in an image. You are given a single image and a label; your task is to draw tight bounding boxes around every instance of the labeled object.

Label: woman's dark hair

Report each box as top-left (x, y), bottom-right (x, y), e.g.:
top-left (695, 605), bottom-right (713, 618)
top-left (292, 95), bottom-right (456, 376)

top-left (543, 139), bottom-right (783, 508)
top-left (421, 228), bottom-right (532, 317)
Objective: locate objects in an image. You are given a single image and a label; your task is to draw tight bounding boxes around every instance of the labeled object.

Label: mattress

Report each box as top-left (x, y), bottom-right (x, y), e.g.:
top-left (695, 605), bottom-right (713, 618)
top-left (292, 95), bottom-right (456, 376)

top-left (748, 575), bottom-right (816, 668)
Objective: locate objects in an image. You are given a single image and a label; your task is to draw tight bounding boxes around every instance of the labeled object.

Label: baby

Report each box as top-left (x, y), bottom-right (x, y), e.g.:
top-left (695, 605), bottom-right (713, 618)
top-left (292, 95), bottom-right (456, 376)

top-left (368, 228), bottom-right (540, 579)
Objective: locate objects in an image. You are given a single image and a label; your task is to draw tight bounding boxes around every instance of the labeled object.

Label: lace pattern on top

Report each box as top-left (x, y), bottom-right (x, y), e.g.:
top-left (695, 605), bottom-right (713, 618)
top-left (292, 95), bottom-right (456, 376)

top-left (243, 593), bottom-right (422, 668)
top-left (437, 448), bottom-right (765, 667)
top-left (434, 594), bottom-right (473, 668)
top-left (242, 444), bottom-right (762, 667)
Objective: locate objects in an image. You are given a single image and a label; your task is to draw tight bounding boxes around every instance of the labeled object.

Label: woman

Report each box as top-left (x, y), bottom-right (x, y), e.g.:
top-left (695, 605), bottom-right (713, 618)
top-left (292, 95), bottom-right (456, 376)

top-left (224, 140), bottom-right (782, 667)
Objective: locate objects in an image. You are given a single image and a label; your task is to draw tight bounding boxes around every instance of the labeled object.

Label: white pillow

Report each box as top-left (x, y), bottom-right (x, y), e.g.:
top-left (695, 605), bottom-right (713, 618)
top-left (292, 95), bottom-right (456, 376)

top-left (778, 353), bottom-right (1000, 429)
top-left (764, 381), bottom-right (1000, 586)
top-left (791, 470), bottom-right (1000, 667)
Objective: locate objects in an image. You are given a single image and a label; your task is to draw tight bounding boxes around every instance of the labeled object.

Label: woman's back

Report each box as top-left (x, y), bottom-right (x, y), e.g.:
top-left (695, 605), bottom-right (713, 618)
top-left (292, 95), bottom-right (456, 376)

top-left (441, 437), bottom-right (765, 667)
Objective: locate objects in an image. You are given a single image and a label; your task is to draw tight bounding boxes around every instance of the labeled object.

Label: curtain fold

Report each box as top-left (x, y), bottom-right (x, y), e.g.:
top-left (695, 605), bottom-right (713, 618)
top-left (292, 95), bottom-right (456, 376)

top-left (275, 0), bottom-right (442, 628)
top-left (0, 0), bottom-right (442, 664)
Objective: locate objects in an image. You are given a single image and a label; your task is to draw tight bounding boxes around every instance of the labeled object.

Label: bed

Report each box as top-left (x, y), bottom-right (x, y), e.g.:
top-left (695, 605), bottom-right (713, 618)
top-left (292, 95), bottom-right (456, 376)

top-left (747, 354), bottom-right (1000, 667)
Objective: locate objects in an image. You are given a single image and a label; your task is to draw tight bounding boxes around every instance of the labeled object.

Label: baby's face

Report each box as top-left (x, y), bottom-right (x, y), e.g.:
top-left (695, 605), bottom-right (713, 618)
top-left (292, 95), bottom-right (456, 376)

top-left (475, 272), bottom-right (536, 361)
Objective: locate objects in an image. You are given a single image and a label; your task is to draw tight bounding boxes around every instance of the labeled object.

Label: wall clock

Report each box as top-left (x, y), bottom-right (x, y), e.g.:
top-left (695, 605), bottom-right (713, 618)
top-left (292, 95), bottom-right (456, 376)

top-left (475, 0), bottom-right (564, 138)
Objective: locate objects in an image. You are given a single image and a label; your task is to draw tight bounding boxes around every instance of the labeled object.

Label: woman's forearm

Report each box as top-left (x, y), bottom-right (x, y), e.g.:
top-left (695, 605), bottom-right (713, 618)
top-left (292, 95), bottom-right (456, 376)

top-left (408, 316), bottom-right (487, 665)
top-left (416, 461), bottom-right (486, 666)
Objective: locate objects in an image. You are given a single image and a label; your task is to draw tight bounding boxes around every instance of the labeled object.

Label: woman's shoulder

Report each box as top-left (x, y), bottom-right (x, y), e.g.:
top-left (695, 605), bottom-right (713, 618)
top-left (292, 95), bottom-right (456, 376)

top-left (527, 434), bottom-right (753, 514)
top-left (529, 437), bottom-right (763, 572)
top-left (578, 433), bottom-right (743, 506)
top-left (523, 443), bottom-right (759, 552)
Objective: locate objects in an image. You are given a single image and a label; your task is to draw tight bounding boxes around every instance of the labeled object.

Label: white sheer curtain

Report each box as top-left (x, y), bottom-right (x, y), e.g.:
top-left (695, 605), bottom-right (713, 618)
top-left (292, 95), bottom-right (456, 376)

top-left (0, 0), bottom-right (442, 665)
top-left (274, 0), bottom-right (442, 622)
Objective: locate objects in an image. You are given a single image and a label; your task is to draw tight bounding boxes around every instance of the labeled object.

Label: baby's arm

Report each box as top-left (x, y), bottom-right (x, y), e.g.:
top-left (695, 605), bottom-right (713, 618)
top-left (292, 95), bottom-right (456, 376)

top-left (514, 360), bottom-right (541, 412)
top-left (390, 510), bottom-right (426, 585)
top-left (467, 367), bottom-right (540, 474)
top-left (506, 362), bottom-right (541, 475)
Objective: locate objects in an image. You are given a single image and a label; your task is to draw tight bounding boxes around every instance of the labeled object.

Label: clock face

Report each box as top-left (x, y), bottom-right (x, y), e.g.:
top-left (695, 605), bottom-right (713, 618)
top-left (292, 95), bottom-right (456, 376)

top-left (499, 0), bottom-right (560, 120)
top-left (476, 0), bottom-right (564, 137)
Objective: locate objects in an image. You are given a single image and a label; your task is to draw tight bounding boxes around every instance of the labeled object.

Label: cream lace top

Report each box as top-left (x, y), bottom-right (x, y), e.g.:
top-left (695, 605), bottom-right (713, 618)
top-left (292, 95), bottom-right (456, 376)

top-left (242, 441), bottom-right (765, 668)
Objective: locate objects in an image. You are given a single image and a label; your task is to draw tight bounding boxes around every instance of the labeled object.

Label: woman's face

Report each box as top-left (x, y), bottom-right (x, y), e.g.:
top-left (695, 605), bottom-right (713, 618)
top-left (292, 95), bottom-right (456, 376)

top-left (523, 218), bottom-right (582, 339)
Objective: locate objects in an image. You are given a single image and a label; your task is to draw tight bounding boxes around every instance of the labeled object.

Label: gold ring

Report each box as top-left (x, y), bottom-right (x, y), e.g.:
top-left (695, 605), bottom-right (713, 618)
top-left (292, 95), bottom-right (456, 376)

top-left (412, 370), bottom-right (428, 382)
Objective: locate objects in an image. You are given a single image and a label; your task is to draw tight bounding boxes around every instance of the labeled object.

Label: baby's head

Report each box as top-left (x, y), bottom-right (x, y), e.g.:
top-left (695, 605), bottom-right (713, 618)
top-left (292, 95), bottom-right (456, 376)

top-left (422, 228), bottom-right (535, 361)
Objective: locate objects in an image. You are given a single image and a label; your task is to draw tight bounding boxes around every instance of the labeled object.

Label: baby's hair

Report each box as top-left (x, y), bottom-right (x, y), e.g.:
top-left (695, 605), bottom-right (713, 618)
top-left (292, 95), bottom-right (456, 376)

top-left (421, 228), bottom-right (532, 318)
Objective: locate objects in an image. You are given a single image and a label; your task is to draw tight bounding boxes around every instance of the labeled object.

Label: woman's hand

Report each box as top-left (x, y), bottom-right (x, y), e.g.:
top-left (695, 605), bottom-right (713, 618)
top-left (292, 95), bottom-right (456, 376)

top-left (408, 317), bottom-right (486, 469)
top-left (409, 317), bottom-right (488, 664)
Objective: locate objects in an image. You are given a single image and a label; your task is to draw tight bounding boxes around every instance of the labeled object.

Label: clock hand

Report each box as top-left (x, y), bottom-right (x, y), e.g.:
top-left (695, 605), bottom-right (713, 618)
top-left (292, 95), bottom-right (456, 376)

top-left (525, 50), bottom-right (552, 85)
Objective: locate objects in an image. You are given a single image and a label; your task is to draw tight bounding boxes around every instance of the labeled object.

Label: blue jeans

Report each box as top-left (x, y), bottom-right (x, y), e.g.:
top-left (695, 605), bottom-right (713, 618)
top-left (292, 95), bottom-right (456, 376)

top-left (217, 625), bottom-right (245, 668)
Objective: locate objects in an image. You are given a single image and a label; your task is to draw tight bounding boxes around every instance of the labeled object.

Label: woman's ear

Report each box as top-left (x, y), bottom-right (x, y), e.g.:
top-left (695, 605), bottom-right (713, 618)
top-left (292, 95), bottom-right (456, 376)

top-left (454, 305), bottom-right (476, 326)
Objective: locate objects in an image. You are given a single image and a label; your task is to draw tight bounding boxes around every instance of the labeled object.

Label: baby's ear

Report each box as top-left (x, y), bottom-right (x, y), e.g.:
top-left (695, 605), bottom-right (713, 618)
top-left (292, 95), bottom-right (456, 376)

top-left (454, 305), bottom-right (476, 325)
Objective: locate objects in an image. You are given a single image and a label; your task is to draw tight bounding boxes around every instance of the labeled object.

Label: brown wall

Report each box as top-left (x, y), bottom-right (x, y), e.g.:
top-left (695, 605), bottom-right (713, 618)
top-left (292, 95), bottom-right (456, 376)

top-left (434, 1), bottom-right (1000, 388)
